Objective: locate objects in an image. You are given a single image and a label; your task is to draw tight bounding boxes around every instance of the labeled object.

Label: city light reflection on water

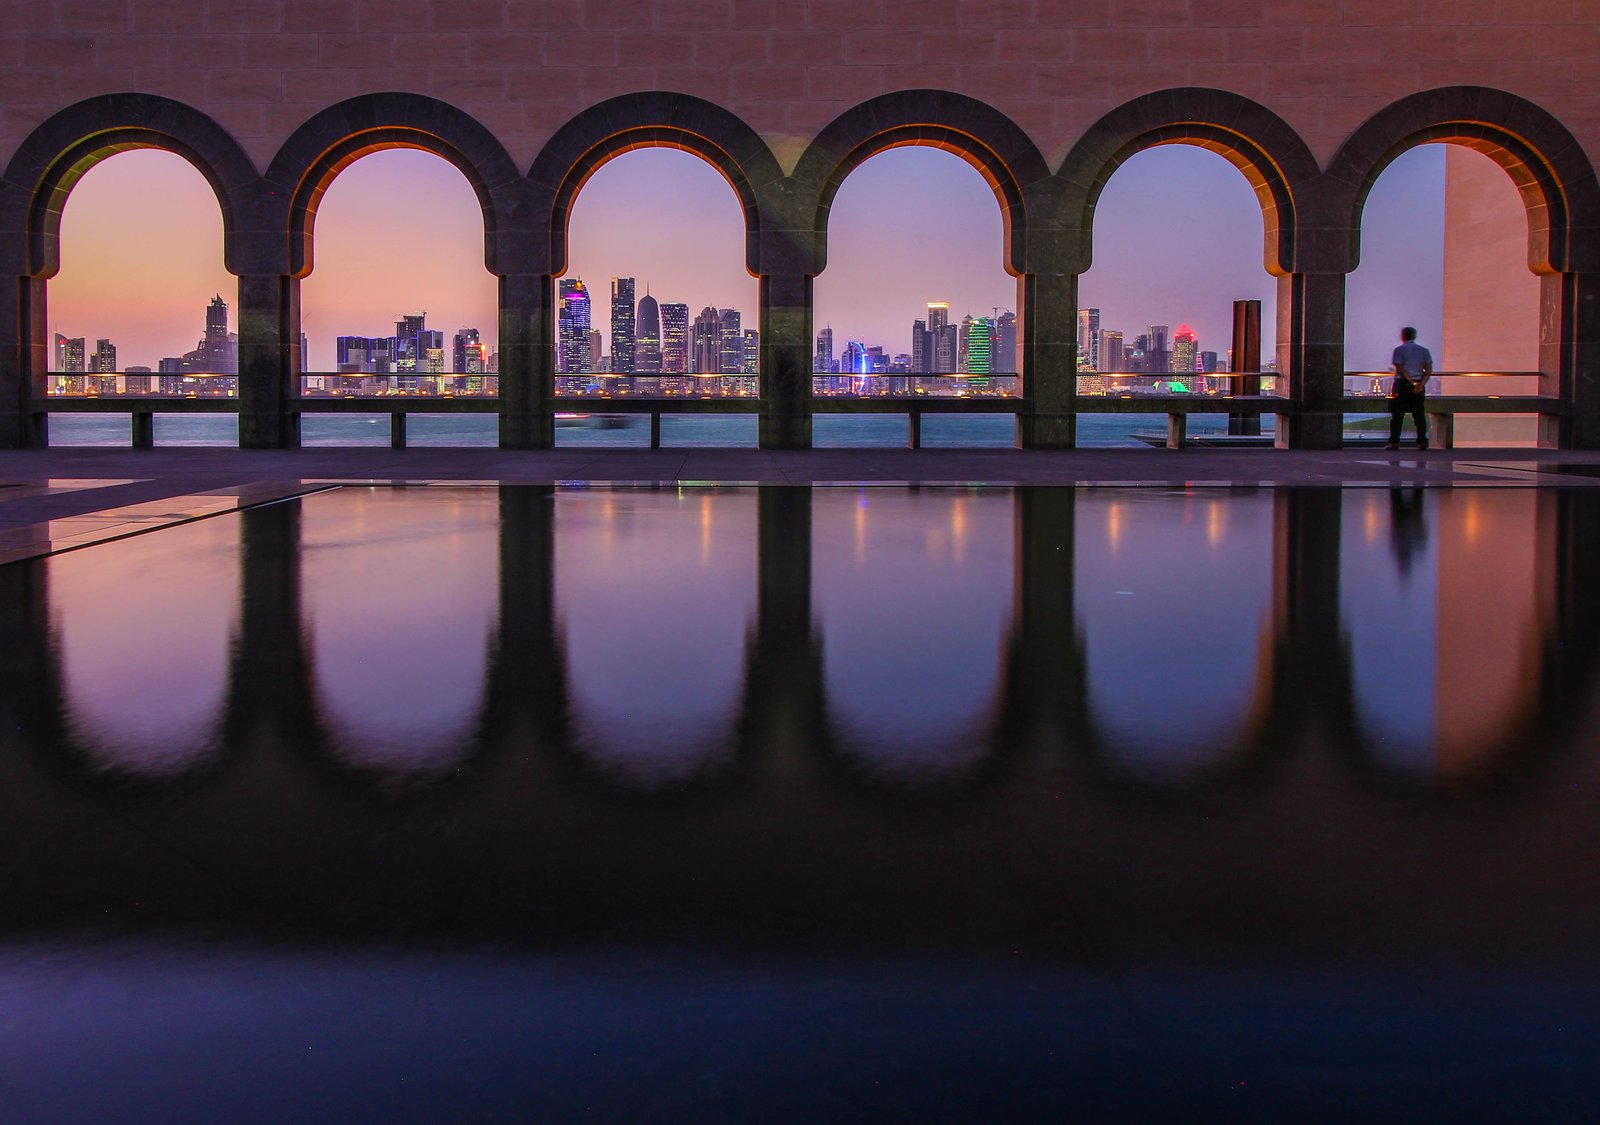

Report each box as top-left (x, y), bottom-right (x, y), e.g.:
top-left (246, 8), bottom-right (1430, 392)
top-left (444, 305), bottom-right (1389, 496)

top-left (4, 484), bottom-right (1600, 1116)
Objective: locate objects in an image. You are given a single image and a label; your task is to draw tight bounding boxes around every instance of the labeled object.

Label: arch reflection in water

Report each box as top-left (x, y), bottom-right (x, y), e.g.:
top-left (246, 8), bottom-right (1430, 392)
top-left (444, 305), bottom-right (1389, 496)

top-left (1342, 489), bottom-right (1554, 777)
top-left (1075, 490), bottom-right (1276, 776)
top-left (50, 515), bottom-right (239, 776)
top-left (553, 488), bottom-right (758, 785)
top-left (812, 488), bottom-right (1015, 781)
top-left (301, 488), bottom-right (498, 774)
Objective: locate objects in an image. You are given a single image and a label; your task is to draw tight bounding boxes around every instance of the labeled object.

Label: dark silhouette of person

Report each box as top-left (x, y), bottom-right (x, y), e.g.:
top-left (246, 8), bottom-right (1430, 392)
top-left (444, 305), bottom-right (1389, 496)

top-left (1389, 486), bottom-right (1428, 578)
top-left (1386, 326), bottom-right (1433, 451)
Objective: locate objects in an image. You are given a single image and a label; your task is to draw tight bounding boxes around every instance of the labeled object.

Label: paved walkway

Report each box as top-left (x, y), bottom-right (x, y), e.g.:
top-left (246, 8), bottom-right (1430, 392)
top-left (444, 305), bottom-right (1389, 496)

top-left (0, 445), bottom-right (1596, 537)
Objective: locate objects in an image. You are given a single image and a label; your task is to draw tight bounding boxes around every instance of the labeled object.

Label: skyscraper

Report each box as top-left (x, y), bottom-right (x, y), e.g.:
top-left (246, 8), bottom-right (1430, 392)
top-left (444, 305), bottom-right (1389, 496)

top-left (1146, 324), bottom-right (1171, 373)
top-left (1077, 308), bottom-right (1100, 369)
top-left (54, 333), bottom-right (85, 373)
top-left (911, 319), bottom-right (928, 373)
top-left (183, 295), bottom-right (237, 374)
top-left (993, 311), bottom-right (1017, 374)
top-left (1099, 330), bottom-right (1124, 372)
top-left (452, 327), bottom-right (480, 374)
top-left (717, 309), bottom-right (742, 373)
top-left (692, 307), bottom-right (721, 374)
top-left (742, 329), bottom-right (760, 375)
top-left (1172, 324), bottom-right (1198, 374)
top-left (814, 326), bottom-right (834, 373)
top-left (966, 319), bottom-right (992, 374)
top-left (661, 303), bottom-right (689, 375)
top-left (610, 278), bottom-right (636, 374)
top-left (840, 340), bottom-right (871, 376)
top-left (88, 338), bottom-right (116, 373)
top-left (635, 293), bottom-right (662, 374)
top-left (557, 280), bottom-right (591, 374)
top-left (927, 302), bottom-right (949, 335)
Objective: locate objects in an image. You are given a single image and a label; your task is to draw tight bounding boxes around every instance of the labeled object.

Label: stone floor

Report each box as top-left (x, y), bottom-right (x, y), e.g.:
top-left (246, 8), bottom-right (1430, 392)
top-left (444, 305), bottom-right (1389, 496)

top-left (0, 444), bottom-right (1596, 557)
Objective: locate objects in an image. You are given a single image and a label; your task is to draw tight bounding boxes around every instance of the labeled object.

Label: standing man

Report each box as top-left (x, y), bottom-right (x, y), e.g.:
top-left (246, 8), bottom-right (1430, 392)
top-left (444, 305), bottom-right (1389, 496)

top-left (1386, 326), bottom-right (1433, 451)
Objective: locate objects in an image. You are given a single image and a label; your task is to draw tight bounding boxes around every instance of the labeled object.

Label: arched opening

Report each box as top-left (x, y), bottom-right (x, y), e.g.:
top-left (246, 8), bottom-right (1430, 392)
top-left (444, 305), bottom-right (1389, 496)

top-left (1077, 145), bottom-right (1278, 447)
top-left (298, 149), bottom-right (499, 446)
top-left (300, 487), bottom-right (497, 775)
top-left (50, 514), bottom-right (239, 776)
top-left (812, 487), bottom-right (1014, 780)
top-left (553, 487), bottom-right (758, 786)
top-left (557, 148), bottom-right (759, 448)
top-left (46, 149), bottom-right (238, 446)
top-left (812, 147), bottom-right (1020, 448)
top-left (1075, 489), bottom-right (1275, 775)
top-left (1345, 145), bottom-right (1543, 447)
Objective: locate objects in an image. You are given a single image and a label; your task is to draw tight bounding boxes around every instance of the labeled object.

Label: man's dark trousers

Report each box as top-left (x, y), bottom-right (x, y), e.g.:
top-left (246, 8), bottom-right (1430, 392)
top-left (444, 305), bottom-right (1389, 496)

top-left (1390, 384), bottom-right (1428, 447)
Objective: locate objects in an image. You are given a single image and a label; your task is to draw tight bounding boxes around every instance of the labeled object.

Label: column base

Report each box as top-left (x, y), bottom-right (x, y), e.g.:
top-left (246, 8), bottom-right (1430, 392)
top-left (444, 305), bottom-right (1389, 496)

top-left (759, 412), bottom-right (811, 451)
top-left (239, 411), bottom-right (300, 450)
top-left (1280, 410), bottom-right (1342, 451)
top-left (499, 411), bottom-right (554, 450)
top-left (1018, 411), bottom-right (1077, 450)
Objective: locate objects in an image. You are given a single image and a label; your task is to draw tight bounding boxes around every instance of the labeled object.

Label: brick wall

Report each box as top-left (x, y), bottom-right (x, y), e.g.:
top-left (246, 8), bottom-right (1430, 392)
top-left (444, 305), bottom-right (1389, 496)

top-left (3, 1), bottom-right (1598, 175)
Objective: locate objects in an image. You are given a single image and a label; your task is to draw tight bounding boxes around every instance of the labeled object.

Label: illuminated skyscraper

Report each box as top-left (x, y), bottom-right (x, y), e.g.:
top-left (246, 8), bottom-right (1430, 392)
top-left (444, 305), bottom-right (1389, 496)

top-left (742, 329), bottom-right (760, 375)
top-left (927, 302), bottom-right (949, 335)
top-left (661, 303), bottom-right (689, 375)
top-left (966, 319), bottom-right (992, 374)
top-left (1077, 308), bottom-right (1099, 369)
top-left (692, 306), bottom-right (721, 373)
top-left (557, 280), bottom-right (591, 374)
top-left (1172, 324), bottom-right (1198, 374)
top-left (452, 327), bottom-right (480, 374)
top-left (610, 277), bottom-right (636, 374)
top-left (90, 338), bottom-right (116, 373)
top-left (911, 319), bottom-right (928, 372)
top-left (814, 326), bottom-right (834, 373)
top-left (841, 340), bottom-right (868, 375)
top-left (635, 292), bottom-right (662, 374)
top-left (588, 330), bottom-right (602, 371)
top-left (718, 309), bottom-right (741, 373)
top-left (992, 311), bottom-right (1017, 374)
top-left (55, 333), bottom-right (85, 373)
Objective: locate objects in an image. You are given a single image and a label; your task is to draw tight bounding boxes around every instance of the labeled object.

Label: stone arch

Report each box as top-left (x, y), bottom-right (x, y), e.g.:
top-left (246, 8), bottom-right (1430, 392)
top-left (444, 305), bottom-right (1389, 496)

top-left (1326, 87), bottom-right (1600, 276)
top-left (1055, 88), bottom-right (1324, 276)
top-left (790, 91), bottom-right (1051, 277)
top-left (265, 93), bottom-right (529, 278)
top-left (529, 92), bottom-right (782, 278)
top-left (0, 93), bottom-right (260, 278)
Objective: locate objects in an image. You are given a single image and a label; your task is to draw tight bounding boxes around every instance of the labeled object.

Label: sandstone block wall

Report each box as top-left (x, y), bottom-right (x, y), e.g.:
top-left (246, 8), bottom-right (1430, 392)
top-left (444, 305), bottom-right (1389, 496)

top-left (1, 1), bottom-right (1597, 176)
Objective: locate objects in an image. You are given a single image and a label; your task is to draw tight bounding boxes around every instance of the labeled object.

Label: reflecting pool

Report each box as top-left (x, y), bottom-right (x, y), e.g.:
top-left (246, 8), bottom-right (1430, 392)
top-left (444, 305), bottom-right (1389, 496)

top-left (2, 484), bottom-right (1598, 1118)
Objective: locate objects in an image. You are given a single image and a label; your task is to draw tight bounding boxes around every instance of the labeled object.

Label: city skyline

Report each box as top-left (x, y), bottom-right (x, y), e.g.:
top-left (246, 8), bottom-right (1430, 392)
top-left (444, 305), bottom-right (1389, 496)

top-left (49, 144), bottom-right (1453, 375)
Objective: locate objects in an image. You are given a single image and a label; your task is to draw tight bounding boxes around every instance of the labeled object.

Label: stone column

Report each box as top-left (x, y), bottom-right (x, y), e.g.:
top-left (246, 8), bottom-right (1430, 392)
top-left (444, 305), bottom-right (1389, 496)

top-left (1275, 272), bottom-right (1346, 450)
top-left (0, 276), bottom-right (48, 448)
top-left (498, 273), bottom-right (553, 450)
top-left (1539, 272), bottom-right (1600, 449)
top-left (758, 273), bottom-right (812, 450)
top-left (237, 274), bottom-right (300, 449)
top-left (1018, 272), bottom-right (1076, 449)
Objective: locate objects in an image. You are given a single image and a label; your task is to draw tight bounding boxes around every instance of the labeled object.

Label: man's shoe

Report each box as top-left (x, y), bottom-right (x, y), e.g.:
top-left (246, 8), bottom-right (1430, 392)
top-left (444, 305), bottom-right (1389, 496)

top-left (1418, 442), bottom-right (1429, 451)
top-left (1384, 442), bottom-right (1399, 450)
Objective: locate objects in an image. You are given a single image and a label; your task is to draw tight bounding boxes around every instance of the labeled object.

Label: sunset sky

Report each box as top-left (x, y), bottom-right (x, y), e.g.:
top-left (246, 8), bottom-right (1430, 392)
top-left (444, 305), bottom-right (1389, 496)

top-left (49, 142), bottom-right (1458, 373)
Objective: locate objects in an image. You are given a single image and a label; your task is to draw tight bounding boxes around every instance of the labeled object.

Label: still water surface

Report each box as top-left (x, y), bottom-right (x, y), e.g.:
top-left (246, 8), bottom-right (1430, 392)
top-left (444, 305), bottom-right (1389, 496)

top-left (3, 485), bottom-right (1597, 1116)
